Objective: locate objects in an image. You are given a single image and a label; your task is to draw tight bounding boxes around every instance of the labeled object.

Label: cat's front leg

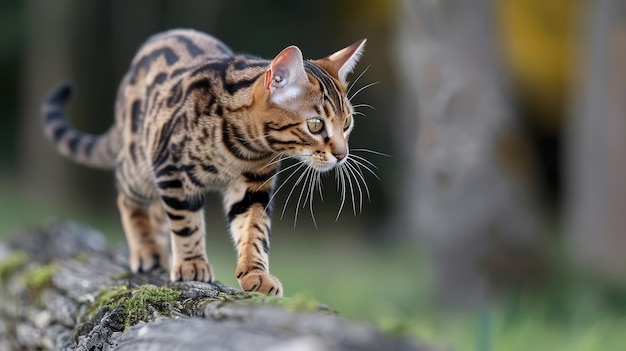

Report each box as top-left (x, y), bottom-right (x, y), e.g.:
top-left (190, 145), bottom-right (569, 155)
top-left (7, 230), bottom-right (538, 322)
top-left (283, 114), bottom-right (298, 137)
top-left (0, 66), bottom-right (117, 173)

top-left (157, 178), bottom-right (213, 282)
top-left (224, 177), bottom-right (283, 296)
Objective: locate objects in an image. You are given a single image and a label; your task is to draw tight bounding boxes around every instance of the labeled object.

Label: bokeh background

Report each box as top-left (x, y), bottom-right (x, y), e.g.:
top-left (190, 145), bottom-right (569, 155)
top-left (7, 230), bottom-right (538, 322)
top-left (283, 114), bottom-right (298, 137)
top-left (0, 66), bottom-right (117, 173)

top-left (2, 0), bottom-right (626, 350)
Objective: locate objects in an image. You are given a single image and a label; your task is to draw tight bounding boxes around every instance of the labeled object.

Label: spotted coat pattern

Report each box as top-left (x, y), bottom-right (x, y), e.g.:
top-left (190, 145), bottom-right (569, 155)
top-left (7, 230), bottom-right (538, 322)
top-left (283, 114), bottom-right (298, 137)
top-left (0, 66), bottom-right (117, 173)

top-left (42, 29), bottom-right (366, 296)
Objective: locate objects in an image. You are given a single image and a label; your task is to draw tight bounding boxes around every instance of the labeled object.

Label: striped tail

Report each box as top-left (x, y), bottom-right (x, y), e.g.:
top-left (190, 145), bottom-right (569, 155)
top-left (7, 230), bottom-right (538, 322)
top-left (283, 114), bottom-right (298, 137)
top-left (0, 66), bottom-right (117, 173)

top-left (42, 82), bottom-right (119, 170)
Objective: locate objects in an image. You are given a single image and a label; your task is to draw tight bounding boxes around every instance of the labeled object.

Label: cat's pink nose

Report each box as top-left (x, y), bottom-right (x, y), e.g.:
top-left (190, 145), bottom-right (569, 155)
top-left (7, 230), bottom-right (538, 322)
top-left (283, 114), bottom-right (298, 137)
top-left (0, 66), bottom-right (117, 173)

top-left (333, 150), bottom-right (347, 160)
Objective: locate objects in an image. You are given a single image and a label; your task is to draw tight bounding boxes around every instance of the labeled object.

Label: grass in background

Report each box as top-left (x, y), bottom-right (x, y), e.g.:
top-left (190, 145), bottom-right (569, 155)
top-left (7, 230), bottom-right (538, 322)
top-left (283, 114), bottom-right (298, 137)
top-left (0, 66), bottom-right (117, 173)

top-left (2, 179), bottom-right (626, 350)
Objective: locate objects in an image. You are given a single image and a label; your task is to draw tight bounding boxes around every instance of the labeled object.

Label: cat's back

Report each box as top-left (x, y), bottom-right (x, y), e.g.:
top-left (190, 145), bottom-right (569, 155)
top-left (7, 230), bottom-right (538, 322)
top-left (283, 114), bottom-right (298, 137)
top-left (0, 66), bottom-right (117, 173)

top-left (130, 29), bottom-right (234, 70)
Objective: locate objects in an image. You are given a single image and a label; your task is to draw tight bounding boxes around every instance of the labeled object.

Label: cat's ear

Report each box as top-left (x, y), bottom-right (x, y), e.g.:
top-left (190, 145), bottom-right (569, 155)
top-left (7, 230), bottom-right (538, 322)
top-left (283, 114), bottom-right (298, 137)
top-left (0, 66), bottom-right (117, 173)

top-left (323, 39), bottom-right (367, 82)
top-left (264, 46), bottom-right (308, 103)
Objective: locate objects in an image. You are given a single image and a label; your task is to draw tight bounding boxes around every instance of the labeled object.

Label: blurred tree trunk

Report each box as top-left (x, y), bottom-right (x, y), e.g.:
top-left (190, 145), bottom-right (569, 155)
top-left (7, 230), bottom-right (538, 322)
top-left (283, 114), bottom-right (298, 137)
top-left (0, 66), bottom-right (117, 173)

top-left (394, 0), bottom-right (545, 307)
top-left (566, 0), bottom-right (626, 279)
top-left (18, 0), bottom-right (78, 203)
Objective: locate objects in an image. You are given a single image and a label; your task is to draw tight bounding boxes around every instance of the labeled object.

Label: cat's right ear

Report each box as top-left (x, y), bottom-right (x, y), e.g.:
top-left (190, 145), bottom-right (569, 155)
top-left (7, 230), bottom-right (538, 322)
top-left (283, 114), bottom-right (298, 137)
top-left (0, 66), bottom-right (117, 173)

top-left (264, 46), bottom-right (308, 104)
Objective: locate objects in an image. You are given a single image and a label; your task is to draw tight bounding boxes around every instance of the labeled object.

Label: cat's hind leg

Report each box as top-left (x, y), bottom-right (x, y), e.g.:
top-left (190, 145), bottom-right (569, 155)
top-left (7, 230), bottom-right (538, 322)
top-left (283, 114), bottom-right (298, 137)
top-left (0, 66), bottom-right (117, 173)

top-left (117, 192), bottom-right (170, 273)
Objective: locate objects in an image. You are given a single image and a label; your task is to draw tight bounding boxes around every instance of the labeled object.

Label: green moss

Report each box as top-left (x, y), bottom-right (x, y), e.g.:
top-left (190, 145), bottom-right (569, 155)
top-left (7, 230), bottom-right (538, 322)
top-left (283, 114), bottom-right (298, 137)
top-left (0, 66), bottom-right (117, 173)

top-left (0, 250), bottom-right (27, 282)
top-left (246, 292), bottom-right (335, 313)
top-left (20, 262), bottom-right (57, 292)
top-left (74, 252), bottom-right (90, 263)
top-left (112, 271), bottom-right (133, 280)
top-left (82, 284), bottom-right (182, 332)
top-left (123, 285), bottom-right (180, 327)
top-left (89, 285), bottom-right (130, 316)
top-left (75, 285), bottom-right (130, 340)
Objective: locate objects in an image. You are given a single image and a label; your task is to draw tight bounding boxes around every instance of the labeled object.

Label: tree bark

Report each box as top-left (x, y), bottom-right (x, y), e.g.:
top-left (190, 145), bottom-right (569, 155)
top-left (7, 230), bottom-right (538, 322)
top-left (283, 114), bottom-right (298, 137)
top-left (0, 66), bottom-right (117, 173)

top-left (0, 222), bottom-right (426, 351)
top-left (566, 0), bottom-right (626, 279)
top-left (394, 0), bottom-right (545, 307)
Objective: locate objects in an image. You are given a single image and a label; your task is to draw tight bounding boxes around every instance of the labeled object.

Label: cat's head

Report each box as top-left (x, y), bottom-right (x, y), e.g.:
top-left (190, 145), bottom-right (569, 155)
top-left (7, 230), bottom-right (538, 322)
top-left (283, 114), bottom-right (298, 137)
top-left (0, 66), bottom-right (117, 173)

top-left (254, 39), bottom-right (366, 173)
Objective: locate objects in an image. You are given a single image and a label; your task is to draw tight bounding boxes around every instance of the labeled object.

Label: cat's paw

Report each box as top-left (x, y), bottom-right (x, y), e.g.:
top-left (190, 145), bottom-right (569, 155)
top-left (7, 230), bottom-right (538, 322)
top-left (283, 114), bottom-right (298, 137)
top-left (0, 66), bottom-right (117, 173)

top-left (129, 244), bottom-right (169, 273)
top-left (170, 259), bottom-right (213, 282)
top-left (237, 270), bottom-right (283, 296)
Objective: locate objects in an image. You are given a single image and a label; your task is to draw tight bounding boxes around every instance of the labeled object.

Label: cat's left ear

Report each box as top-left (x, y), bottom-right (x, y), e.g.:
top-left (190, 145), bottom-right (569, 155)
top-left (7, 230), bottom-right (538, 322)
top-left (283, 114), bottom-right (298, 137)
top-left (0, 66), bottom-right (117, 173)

top-left (264, 45), bottom-right (309, 104)
top-left (321, 39), bottom-right (367, 82)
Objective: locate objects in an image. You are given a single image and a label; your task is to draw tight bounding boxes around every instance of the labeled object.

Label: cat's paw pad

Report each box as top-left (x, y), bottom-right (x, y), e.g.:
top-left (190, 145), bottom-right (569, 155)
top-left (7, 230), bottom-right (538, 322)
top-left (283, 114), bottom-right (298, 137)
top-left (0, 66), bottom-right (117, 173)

top-left (238, 270), bottom-right (283, 296)
top-left (170, 259), bottom-right (213, 282)
top-left (129, 244), bottom-right (169, 273)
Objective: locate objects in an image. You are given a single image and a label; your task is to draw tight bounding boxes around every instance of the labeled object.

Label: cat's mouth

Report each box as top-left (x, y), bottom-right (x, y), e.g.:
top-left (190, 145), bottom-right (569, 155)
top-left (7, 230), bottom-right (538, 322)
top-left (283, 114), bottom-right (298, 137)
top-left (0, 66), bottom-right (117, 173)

top-left (303, 155), bottom-right (347, 173)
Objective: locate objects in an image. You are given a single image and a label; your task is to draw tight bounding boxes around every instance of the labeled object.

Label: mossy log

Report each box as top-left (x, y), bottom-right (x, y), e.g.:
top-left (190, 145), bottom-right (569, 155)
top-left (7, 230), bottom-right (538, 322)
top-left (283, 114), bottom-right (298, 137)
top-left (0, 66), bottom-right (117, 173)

top-left (0, 222), bottom-right (426, 351)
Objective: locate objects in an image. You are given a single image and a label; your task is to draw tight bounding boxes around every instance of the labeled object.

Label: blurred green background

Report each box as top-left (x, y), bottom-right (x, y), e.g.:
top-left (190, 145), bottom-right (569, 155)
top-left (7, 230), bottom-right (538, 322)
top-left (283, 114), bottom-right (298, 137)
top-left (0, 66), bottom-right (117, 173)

top-left (2, 0), bottom-right (626, 350)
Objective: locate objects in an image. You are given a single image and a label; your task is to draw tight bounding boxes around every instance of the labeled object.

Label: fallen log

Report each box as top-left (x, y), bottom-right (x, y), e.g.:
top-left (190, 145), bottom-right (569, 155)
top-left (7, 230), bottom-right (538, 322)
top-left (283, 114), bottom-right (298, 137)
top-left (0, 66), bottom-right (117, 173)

top-left (0, 222), bottom-right (426, 351)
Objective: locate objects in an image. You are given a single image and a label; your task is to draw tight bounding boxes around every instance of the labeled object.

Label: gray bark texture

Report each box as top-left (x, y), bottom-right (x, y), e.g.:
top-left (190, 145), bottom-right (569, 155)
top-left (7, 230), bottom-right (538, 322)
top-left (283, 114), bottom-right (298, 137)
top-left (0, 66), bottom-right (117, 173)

top-left (0, 222), bottom-right (426, 351)
top-left (394, 0), bottom-right (545, 307)
top-left (566, 0), bottom-right (626, 279)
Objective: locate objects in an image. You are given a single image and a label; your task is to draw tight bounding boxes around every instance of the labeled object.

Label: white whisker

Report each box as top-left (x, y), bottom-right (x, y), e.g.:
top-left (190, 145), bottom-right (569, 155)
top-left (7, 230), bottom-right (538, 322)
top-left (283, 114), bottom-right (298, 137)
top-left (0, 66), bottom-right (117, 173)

top-left (349, 81), bottom-right (379, 102)
top-left (351, 103), bottom-right (376, 111)
top-left (281, 164), bottom-right (311, 221)
top-left (256, 158), bottom-right (302, 191)
top-left (346, 162), bottom-right (370, 208)
top-left (335, 165), bottom-right (348, 221)
top-left (264, 161), bottom-right (307, 213)
top-left (316, 170), bottom-right (323, 202)
top-left (349, 153), bottom-right (379, 169)
top-left (307, 171), bottom-right (318, 229)
top-left (344, 163), bottom-right (357, 215)
top-left (351, 148), bottom-right (392, 158)
top-left (345, 160), bottom-right (366, 210)
top-left (350, 157), bottom-right (380, 180)
top-left (346, 158), bottom-right (371, 202)
top-left (293, 167), bottom-right (313, 227)
top-left (260, 153), bottom-right (287, 169)
top-left (347, 64), bottom-right (371, 96)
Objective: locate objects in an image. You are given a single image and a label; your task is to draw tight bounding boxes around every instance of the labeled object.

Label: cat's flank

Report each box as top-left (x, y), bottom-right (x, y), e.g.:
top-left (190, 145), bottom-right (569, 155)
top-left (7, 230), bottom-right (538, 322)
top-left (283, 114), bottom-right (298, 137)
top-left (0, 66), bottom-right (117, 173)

top-left (42, 29), bottom-right (366, 296)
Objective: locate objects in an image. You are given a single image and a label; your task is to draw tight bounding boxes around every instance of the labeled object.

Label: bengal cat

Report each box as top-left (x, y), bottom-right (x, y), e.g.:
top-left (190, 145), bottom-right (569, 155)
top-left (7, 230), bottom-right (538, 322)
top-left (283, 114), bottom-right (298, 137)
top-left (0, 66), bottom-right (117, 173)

top-left (42, 29), bottom-right (367, 296)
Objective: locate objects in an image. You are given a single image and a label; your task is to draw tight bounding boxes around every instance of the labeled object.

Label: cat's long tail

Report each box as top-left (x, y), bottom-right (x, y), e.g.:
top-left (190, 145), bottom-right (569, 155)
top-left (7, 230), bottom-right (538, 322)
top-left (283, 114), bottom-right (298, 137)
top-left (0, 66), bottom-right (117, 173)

top-left (41, 82), bottom-right (119, 170)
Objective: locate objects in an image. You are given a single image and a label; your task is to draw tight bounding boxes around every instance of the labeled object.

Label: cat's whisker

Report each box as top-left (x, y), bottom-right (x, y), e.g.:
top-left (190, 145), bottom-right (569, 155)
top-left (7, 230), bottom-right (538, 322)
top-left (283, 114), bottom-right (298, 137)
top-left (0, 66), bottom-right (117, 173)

top-left (281, 163), bottom-right (311, 221)
top-left (344, 163), bottom-right (357, 216)
top-left (345, 162), bottom-right (362, 213)
top-left (347, 64), bottom-right (371, 96)
top-left (257, 154), bottom-right (286, 174)
top-left (259, 155), bottom-right (288, 172)
top-left (345, 160), bottom-right (366, 210)
top-left (352, 111), bottom-right (367, 118)
top-left (306, 170), bottom-right (319, 229)
top-left (346, 158), bottom-right (371, 202)
top-left (348, 153), bottom-right (378, 169)
top-left (302, 168), bottom-right (313, 209)
top-left (265, 151), bottom-right (286, 164)
top-left (350, 157), bottom-right (380, 180)
top-left (265, 161), bottom-right (307, 214)
top-left (350, 148), bottom-right (392, 158)
top-left (316, 170), bottom-right (323, 202)
top-left (349, 81), bottom-right (379, 102)
top-left (293, 167), bottom-right (313, 227)
top-left (335, 164), bottom-right (348, 221)
top-left (256, 158), bottom-right (301, 192)
top-left (351, 103), bottom-right (376, 111)
top-left (257, 153), bottom-right (314, 188)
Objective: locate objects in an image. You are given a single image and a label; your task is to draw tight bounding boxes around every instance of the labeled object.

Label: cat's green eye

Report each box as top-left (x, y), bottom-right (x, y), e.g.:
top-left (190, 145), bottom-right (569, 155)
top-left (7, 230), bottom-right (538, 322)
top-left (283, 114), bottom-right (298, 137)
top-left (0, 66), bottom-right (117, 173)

top-left (307, 118), bottom-right (324, 134)
top-left (343, 115), bottom-right (353, 131)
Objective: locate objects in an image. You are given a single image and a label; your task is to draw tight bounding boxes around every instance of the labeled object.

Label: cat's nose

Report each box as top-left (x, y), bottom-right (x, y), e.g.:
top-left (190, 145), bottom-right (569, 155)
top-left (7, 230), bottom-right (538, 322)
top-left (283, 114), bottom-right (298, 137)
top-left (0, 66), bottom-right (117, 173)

top-left (331, 139), bottom-right (347, 161)
top-left (333, 148), bottom-right (347, 160)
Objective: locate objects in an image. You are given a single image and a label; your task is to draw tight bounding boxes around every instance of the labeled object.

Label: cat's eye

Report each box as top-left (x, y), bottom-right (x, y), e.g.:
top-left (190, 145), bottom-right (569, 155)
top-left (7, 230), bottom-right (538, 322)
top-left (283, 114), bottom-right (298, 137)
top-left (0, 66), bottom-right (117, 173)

top-left (343, 115), bottom-right (353, 131)
top-left (307, 118), bottom-right (324, 134)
